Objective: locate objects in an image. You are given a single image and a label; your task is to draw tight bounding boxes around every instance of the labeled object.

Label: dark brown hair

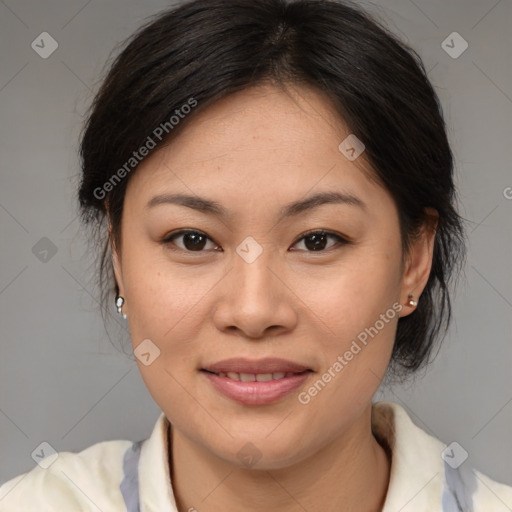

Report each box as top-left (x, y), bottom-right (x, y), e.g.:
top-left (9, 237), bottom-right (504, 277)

top-left (78, 0), bottom-right (466, 380)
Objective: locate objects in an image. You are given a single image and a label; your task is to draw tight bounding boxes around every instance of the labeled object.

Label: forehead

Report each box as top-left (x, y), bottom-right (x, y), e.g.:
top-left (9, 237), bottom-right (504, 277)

top-left (125, 83), bottom-right (383, 213)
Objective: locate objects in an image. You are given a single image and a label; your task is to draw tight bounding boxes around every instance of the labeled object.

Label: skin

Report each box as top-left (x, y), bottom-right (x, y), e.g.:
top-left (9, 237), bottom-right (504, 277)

top-left (111, 82), bottom-right (437, 512)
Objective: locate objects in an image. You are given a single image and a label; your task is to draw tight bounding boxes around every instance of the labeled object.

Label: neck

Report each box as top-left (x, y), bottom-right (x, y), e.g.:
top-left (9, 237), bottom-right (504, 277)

top-left (169, 403), bottom-right (391, 512)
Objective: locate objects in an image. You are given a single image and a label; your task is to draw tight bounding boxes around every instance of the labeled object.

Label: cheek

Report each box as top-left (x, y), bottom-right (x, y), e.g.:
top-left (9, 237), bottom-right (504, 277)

top-left (121, 252), bottom-right (217, 424)
top-left (296, 241), bottom-right (402, 394)
top-left (297, 242), bottom-right (402, 339)
top-left (123, 249), bottom-right (214, 341)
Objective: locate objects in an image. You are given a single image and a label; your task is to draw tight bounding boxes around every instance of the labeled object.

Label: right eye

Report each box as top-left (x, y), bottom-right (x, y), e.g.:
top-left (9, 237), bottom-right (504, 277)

top-left (161, 229), bottom-right (220, 252)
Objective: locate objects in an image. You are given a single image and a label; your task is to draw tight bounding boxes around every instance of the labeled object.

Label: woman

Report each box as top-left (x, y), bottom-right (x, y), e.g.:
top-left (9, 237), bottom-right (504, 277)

top-left (1, 0), bottom-right (510, 510)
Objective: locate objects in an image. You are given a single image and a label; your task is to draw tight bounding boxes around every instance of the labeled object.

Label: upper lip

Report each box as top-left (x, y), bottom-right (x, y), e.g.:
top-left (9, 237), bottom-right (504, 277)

top-left (202, 358), bottom-right (312, 374)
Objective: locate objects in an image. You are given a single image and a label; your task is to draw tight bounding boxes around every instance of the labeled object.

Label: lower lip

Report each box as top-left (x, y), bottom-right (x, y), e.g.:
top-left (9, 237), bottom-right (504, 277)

top-left (202, 371), bottom-right (311, 405)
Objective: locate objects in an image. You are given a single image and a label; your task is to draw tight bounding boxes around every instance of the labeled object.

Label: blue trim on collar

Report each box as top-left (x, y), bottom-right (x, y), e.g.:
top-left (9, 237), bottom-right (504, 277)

top-left (442, 459), bottom-right (477, 511)
top-left (120, 440), bottom-right (143, 512)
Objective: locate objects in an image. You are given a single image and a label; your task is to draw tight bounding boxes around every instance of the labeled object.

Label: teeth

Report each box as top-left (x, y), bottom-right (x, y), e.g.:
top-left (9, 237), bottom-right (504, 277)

top-left (255, 373), bottom-right (273, 382)
top-left (214, 371), bottom-right (296, 381)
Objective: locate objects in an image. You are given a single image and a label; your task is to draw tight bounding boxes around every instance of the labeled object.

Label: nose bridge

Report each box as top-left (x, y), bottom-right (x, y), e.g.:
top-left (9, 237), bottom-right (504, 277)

top-left (213, 236), bottom-right (296, 338)
top-left (233, 237), bottom-right (277, 305)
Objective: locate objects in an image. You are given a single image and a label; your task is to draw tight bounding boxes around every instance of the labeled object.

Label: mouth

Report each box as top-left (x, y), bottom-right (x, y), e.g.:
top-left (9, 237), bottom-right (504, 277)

top-left (201, 369), bottom-right (310, 382)
top-left (200, 358), bottom-right (313, 405)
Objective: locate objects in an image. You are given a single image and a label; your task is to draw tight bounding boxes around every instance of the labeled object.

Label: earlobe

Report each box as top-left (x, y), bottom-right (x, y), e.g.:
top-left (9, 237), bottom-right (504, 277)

top-left (399, 208), bottom-right (438, 316)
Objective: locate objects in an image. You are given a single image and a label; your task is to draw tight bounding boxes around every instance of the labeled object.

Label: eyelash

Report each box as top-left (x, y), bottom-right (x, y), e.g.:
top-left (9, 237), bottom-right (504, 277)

top-left (161, 229), bottom-right (349, 253)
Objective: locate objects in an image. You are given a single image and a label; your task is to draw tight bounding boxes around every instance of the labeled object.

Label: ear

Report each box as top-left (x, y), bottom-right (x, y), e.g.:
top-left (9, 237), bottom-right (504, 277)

top-left (399, 208), bottom-right (438, 317)
top-left (108, 221), bottom-right (126, 306)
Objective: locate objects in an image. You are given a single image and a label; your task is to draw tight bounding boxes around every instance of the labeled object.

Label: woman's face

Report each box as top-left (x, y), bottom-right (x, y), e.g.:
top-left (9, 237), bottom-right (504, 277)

top-left (113, 83), bottom-right (433, 469)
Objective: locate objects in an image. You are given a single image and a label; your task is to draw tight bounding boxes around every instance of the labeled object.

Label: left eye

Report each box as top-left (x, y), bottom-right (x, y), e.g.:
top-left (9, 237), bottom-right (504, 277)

top-left (162, 230), bottom-right (219, 252)
top-left (291, 230), bottom-right (347, 252)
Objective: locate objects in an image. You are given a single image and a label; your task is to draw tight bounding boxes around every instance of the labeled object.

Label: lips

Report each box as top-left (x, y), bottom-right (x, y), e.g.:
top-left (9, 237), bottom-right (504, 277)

top-left (201, 358), bottom-right (313, 405)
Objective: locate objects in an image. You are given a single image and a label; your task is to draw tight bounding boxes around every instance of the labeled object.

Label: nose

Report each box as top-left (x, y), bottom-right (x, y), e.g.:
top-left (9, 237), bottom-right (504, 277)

top-left (212, 245), bottom-right (298, 340)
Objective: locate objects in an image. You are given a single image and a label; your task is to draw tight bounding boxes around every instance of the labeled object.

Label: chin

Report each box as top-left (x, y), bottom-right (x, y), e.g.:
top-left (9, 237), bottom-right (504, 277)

top-left (207, 428), bottom-right (317, 471)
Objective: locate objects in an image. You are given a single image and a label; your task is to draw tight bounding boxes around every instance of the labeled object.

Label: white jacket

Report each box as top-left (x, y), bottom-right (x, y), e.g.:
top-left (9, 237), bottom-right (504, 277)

top-left (1, 401), bottom-right (511, 511)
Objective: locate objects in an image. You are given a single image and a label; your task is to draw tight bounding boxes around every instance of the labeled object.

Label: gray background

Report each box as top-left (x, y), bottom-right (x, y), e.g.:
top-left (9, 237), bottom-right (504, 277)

top-left (1, 0), bottom-right (511, 489)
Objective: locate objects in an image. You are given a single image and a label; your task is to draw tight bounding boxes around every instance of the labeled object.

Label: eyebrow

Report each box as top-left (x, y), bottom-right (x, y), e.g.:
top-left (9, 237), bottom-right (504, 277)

top-left (145, 191), bottom-right (367, 221)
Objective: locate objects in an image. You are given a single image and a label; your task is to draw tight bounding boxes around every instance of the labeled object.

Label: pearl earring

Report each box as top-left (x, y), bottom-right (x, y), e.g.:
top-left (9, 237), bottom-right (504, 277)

top-left (407, 294), bottom-right (418, 307)
top-left (115, 295), bottom-right (127, 319)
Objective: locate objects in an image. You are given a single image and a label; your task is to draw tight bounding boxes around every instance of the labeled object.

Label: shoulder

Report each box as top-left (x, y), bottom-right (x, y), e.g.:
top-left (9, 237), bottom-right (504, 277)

top-left (0, 438), bottom-right (137, 512)
top-left (470, 468), bottom-right (512, 511)
top-left (372, 401), bottom-right (512, 512)
top-left (442, 461), bottom-right (512, 511)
